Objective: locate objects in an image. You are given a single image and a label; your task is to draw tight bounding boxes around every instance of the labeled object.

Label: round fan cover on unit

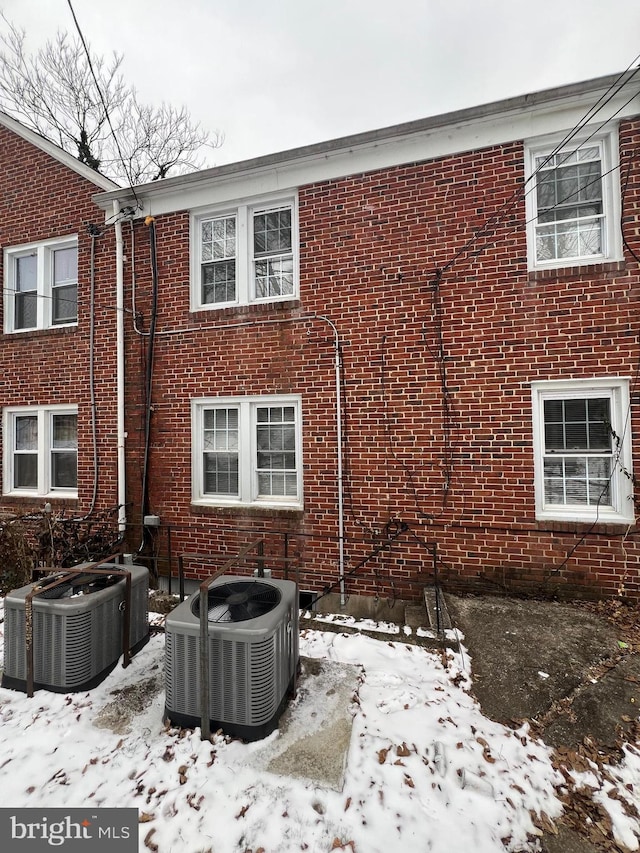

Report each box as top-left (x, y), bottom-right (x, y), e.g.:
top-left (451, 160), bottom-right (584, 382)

top-left (191, 581), bottom-right (282, 623)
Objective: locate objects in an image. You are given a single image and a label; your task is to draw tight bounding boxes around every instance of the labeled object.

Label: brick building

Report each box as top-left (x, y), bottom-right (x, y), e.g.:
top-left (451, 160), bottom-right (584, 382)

top-left (3, 71), bottom-right (640, 602)
top-left (0, 112), bottom-right (120, 525)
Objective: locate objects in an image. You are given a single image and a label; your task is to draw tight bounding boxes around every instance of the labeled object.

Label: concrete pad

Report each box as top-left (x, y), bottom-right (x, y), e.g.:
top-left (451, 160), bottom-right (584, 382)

top-left (242, 656), bottom-right (360, 791)
top-left (544, 654), bottom-right (640, 749)
top-left (540, 825), bottom-right (599, 853)
top-left (445, 594), bottom-right (620, 722)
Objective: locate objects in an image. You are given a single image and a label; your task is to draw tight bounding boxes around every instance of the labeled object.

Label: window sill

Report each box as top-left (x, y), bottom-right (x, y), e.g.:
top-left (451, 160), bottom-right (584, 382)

top-left (191, 502), bottom-right (304, 520)
top-left (189, 299), bottom-right (301, 322)
top-left (528, 259), bottom-right (626, 283)
top-left (1, 495), bottom-right (79, 508)
top-left (3, 325), bottom-right (78, 339)
top-left (535, 516), bottom-right (635, 535)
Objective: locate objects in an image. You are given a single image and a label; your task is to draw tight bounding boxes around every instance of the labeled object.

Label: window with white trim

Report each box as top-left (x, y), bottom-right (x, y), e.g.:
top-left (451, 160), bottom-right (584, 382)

top-left (192, 396), bottom-right (302, 507)
top-left (3, 406), bottom-right (78, 497)
top-left (192, 196), bottom-right (298, 309)
top-left (531, 379), bottom-right (633, 523)
top-left (525, 130), bottom-right (621, 269)
top-left (4, 237), bottom-right (78, 332)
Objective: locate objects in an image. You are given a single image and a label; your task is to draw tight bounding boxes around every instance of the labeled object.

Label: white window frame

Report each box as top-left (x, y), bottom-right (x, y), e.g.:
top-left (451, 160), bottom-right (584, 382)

top-left (3, 236), bottom-right (79, 333)
top-left (531, 378), bottom-right (634, 524)
top-left (192, 395), bottom-right (303, 508)
top-left (190, 194), bottom-right (299, 310)
top-left (3, 405), bottom-right (78, 498)
top-left (524, 128), bottom-right (622, 270)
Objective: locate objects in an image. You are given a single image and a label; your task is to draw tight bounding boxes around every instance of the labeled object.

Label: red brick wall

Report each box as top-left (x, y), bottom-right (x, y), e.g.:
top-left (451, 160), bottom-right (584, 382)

top-left (122, 121), bottom-right (640, 601)
top-left (0, 125), bottom-right (118, 517)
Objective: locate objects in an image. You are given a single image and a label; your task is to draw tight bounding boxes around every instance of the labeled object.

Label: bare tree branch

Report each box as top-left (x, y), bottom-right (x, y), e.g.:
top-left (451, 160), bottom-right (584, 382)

top-left (0, 14), bottom-right (222, 183)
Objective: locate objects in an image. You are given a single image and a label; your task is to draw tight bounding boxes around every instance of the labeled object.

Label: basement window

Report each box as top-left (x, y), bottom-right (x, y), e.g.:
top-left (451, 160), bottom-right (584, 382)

top-left (3, 237), bottom-right (78, 332)
top-left (3, 406), bottom-right (78, 497)
top-left (531, 379), bottom-right (633, 523)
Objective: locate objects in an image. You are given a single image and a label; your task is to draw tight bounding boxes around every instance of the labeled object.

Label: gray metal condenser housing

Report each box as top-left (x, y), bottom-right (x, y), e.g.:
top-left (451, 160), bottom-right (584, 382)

top-left (2, 562), bottom-right (149, 693)
top-left (164, 575), bottom-right (299, 741)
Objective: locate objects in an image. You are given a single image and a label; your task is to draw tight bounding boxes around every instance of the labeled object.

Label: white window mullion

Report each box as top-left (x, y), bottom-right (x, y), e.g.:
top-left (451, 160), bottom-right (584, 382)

top-left (40, 410), bottom-right (50, 495)
top-left (40, 246), bottom-right (50, 329)
top-left (236, 206), bottom-right (249, 305)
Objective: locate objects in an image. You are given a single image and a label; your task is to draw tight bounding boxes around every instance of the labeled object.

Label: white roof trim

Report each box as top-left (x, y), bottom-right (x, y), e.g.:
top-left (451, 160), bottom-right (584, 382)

top-left (93, 71), bottom-right (640, 218)
top-left (0, 111), bottom-right (118, 191)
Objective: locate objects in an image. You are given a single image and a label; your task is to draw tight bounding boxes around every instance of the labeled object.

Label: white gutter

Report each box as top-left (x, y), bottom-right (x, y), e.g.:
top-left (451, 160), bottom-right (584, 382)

top-left (114, 200), bottom-right (127, 531)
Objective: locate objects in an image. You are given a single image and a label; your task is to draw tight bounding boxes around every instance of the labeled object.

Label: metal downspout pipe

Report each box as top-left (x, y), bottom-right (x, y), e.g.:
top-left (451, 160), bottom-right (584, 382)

top-left (114, 201), bottom-right (126, 532)
top-left (316, 315), bottom-right (345, 606)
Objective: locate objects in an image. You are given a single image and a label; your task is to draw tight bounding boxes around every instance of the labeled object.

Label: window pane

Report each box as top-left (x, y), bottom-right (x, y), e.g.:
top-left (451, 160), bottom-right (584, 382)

top-left (565, 422), bottom-right (587, 449)
top-left (15, 293), bottom-right (37, 329)
top-left (544, 422), bottom-right (564, 450)
top-left (258, 471), bottom-right (297, 497)
top-left (204, 452), bottom-right (239, 495)
top-left (52, 451), bottom-right (77, 489)
top-left (202, 260), bottom-right (236, 304)
top-left (54, 247), bottom-right (77, 284)
top-left (201, 217), bottom-right (236, 304)
top-left (565, 478), bottom-right (588, 504)
top-left (588, 421), bottom-right (611, 450)
top-left (203, 408), bottom-right (239, 495)
top-left (51, 414), bottom-right (77, 489)
top-left (204, 408), bottom-right (238, 450)
top-left (51, 248), bottom-right (78, 324)
top-left (52, 414), bottom-right (77, 448)
top-left (564, 457), bottom-right (586, 478)
top-left (15, 416), bottom-right (38, 450)
top-left (201, 216), bottom-right (235, 259)
top-left (16, 255), bottom-right (37, 291)
top-left (535, 146), bottom-right (604, 262)
top-left (52, 284), bottom-right (77, 324)
top-left (255, 258), bottom-right (294, 299)
top-left (543, 397), bottom-right (611, 452)
top-left (253, 208), bottom-right (292, 257)
top-left (541, 393), bottom-right (615, 509)
top-left (14, 455), bottom-right (37, 489)
top-left (255, 406), bottom-right (297, 497)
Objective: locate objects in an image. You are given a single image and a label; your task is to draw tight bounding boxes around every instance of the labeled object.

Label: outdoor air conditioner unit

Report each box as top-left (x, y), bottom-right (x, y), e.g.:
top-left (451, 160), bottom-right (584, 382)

top-left (2, 562), bottom-right (149, 693)
top-left (164, 575), bottom-right (299, 742)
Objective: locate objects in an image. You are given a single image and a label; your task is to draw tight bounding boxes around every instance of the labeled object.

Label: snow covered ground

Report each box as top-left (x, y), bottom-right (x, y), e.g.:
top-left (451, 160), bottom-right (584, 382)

top-left (0, 599), bottom-right (639, 852)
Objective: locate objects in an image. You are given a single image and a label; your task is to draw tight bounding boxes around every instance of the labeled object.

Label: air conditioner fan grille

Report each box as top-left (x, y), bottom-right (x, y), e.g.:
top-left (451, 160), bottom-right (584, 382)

top-left (191, 581), bottom-right (281, 623)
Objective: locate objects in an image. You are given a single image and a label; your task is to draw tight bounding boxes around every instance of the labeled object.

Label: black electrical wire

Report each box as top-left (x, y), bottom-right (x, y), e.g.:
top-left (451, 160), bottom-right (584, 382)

top-left (439, 63), bottom-right (640, 276)
top-left (309, 519), bottom-right (409, 607)
top-left (137, 218), bottom-right (160, 560)
top-left (84, 226), bottom-right (99, 516)
top-left (65, 0), bottom-right (141, 207)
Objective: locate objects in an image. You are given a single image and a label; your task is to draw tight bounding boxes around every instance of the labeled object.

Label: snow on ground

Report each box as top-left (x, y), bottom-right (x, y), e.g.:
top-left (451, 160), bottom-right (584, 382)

top-left (0, 597), bottom-right (639, 852)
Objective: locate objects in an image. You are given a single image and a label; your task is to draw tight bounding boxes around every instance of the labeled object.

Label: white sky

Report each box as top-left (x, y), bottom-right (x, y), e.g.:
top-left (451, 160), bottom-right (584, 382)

top-left (3, 0), bottom-right (640, 166)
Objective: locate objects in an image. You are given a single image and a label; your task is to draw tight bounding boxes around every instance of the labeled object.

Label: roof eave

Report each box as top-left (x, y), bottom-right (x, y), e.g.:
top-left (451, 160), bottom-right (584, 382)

top-left (0, 111), bottom-right (119, 192)
top-left (93, 69), bottom-right (640, 211)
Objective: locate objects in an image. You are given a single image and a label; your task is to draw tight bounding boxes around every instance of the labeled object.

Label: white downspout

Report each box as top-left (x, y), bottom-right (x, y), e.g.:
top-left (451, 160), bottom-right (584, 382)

top-left (317, 315), bottom-right (345, 605)
top-left (114, 200), bottom-right (127, 532)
